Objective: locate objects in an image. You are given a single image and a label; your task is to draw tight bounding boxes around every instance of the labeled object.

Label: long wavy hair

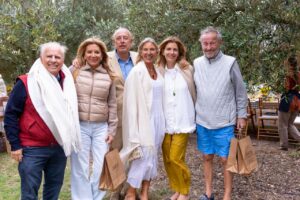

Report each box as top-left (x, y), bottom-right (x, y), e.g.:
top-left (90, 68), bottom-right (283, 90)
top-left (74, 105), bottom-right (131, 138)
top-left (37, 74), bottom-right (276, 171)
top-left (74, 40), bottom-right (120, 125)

top-left (157, 36), bottom-right (190, 69)
top-left (76, 37), bottom-right (114, 79)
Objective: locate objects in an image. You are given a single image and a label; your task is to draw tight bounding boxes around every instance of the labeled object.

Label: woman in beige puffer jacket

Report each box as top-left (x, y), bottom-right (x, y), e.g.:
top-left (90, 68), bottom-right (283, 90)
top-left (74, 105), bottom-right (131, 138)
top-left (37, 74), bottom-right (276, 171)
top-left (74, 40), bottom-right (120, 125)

top-left (70, 37), bottom-right (117, 200)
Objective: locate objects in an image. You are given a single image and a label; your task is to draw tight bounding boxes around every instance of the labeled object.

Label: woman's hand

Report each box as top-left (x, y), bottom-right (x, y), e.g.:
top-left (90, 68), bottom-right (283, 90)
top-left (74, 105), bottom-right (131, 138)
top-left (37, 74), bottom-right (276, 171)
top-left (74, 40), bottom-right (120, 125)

top-left (72, 58), bottom-right (81, 69)
top-left (11, 149), bottom-right (23, 162)
top-left (105, 135), bottom-right (114, 144)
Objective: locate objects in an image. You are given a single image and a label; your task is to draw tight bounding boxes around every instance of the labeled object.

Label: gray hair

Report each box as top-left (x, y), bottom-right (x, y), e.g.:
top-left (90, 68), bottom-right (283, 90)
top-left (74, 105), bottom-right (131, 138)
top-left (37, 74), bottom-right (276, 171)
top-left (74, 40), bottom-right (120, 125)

top-left (136, 37), bottom-right (158, 64)
top-left (138, 37), bottom-right (158, 52)
top-left (199, 26), bottom-right (222, 41)
top-left (111, 27), bottom-right (134, 42)
top-left (39, 42), bottom-right (68, 58)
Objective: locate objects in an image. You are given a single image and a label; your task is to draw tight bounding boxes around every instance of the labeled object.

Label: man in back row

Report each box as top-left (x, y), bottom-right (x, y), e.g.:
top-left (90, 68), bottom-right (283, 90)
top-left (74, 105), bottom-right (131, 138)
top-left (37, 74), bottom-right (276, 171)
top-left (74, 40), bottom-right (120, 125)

top-left (194, 26), bottom-right (247, 200)
top-left (108, 27), bottom-right (138, 200)
top-left (108, 27), bottom-right (138, 152)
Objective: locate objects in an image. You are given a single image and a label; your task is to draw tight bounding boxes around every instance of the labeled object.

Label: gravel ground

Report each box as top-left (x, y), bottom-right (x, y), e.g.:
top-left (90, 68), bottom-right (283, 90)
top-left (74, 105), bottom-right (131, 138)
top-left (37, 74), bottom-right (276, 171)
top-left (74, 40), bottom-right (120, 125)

top-left (149, 133), bottom-right (300, 200)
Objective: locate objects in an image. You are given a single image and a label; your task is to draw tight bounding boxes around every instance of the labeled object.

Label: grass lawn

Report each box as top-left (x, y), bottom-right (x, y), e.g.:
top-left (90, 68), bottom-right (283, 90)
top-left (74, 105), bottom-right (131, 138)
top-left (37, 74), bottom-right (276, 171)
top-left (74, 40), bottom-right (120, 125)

top-left (0, 152), bottom-right (71, 200)
top-left (0, 152), bottom-right (167, 200)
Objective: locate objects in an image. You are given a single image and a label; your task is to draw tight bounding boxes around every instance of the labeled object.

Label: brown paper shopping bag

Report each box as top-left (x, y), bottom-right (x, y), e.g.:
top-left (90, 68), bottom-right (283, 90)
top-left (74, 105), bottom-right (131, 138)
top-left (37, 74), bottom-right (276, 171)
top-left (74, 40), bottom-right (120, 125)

top-left (99, 148), bottom-right (126, 191)
top-left (226, 138), bottom-right (239, 173)
top-left (226, 135), bottom-right (258, 175)
top-left (237, 136), bottom-right (258, 175)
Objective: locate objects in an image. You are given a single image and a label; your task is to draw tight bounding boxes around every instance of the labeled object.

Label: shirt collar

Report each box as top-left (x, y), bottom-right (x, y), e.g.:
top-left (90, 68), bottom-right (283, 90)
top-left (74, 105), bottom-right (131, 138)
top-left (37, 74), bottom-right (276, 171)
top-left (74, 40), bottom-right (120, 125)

top-left (56, 73), bottom-right (61, 81)
top-left (57, 70), bottom-right (65, 89)
top-left (165, 63), bottom-right (179, 71)
top-left (205, 50), bottom-right (223, 63)
top-left (115, 50), bottom-right (131, 62)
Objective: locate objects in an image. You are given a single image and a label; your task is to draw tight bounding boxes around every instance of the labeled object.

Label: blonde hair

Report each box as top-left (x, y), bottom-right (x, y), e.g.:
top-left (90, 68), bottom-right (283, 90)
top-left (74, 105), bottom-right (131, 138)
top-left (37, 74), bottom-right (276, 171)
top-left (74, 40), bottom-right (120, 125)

top-left (76, 37), bottom-right (114, 79)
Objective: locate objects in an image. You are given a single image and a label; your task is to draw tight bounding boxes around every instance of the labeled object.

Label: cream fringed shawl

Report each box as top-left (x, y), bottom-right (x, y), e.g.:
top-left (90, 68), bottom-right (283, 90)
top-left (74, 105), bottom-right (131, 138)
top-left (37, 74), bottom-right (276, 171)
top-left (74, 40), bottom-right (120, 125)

top-left (28, 58), bottom-right (81, 156)
top-left (120, 61), bottom-right (164, 164)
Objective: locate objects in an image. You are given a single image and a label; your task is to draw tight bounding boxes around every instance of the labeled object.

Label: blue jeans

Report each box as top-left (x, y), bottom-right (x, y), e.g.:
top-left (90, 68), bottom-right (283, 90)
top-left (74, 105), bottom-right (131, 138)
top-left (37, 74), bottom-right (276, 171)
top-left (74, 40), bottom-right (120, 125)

top-left (18, 146), bottom-right (67, 200)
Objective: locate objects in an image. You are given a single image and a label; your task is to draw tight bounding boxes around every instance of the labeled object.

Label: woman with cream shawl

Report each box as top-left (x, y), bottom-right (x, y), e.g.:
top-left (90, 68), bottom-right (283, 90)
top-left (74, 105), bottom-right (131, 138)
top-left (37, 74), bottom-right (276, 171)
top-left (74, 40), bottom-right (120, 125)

top-left (120, 38), bottom-right (165, 200)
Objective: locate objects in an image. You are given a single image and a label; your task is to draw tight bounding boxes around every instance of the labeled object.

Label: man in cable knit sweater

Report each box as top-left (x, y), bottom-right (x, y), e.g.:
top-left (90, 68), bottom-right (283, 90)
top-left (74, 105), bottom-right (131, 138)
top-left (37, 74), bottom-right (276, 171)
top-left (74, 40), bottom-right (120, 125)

top-left (194, 26), bottom-right (247, 200)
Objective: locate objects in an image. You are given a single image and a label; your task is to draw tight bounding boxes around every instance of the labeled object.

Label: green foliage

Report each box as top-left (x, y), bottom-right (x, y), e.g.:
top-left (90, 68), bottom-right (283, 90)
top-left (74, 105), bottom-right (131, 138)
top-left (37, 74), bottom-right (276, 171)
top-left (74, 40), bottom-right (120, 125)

top-left (0, 0), bottom-right (299, 90)
top-left (0, 0), bottom-right (61, 80)
top-left (124, 0), bottom-right (204, 59)
top-left (124, 0), bottom-right (300, 92)
top-left (54, 0), bottom-right (124, 63)
top-left (0, 0), bottom-right (123, 81)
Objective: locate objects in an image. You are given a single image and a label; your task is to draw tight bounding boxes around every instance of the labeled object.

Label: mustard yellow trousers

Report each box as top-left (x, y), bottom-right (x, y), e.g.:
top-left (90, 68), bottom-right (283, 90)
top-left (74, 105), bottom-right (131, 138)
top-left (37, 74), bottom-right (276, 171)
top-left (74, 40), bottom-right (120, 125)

top-left (162, 133), bottom-right (190, 195)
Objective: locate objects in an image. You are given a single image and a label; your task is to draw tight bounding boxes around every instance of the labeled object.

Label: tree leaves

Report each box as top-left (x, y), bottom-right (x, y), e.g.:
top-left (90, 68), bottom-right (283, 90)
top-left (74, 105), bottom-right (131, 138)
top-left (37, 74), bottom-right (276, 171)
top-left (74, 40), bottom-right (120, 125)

top-left (0, 0), bottom-right (299, 92)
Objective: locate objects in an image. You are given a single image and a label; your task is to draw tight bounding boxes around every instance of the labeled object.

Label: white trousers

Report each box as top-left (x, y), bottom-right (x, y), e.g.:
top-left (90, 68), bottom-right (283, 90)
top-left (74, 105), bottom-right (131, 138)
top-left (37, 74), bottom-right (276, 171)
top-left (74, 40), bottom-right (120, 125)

top-left (71, 121), bottom-right (108, 200)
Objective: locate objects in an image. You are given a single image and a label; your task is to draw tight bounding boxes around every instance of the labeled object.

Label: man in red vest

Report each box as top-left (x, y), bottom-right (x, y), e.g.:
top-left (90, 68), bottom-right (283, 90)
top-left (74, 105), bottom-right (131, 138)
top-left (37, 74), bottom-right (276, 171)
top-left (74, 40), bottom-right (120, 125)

top-left (4, 42), bottom-right (81, 200)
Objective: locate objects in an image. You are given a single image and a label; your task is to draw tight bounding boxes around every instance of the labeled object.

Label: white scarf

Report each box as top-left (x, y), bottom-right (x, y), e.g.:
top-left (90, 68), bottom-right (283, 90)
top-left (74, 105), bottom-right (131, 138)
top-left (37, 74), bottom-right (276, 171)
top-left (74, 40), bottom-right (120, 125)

top-left (120, 61), bottom-right (164, 163)
top-left (28, 58), bottom-right (81, 156)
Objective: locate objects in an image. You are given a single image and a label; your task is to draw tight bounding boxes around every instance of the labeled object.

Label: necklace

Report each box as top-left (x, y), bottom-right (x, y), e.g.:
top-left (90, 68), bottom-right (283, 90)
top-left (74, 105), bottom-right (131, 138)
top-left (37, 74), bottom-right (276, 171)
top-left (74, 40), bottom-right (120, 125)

top-left (146, 66), bottom-right (157, 80)
top-left (169, 68), bottom-right (177, 96)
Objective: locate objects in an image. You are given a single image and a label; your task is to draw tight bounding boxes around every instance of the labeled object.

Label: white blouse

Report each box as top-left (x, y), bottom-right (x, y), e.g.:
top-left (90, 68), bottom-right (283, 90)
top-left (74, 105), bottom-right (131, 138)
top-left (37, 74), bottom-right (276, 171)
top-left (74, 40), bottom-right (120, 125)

top-left (164, 65), bottom-right (196, 134)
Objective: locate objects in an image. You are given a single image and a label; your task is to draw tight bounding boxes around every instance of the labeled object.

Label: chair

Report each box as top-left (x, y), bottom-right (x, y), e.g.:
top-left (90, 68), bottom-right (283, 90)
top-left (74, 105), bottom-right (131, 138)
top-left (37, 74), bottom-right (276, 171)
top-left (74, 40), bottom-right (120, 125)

top-left (257, 97), bottom-right (279, 140)
top-left (247, 98), bottom-right (257, 133)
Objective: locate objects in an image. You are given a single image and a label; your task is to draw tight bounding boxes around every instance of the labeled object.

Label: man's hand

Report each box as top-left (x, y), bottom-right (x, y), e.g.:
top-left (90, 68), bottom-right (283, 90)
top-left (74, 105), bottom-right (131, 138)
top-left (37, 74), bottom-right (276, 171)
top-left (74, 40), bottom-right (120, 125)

top-left (105, 135), bottom-right (114, 144)
top-left (236, 118), bottom-right (247, 130)
top-left (11, 149), bottom-right (23, 162)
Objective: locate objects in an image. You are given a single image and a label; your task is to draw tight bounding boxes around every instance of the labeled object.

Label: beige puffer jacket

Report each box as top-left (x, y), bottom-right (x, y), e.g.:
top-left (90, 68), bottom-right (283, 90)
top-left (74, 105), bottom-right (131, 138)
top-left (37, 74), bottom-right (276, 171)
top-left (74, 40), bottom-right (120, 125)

top-left (74, 64), bottom-right (117, 136)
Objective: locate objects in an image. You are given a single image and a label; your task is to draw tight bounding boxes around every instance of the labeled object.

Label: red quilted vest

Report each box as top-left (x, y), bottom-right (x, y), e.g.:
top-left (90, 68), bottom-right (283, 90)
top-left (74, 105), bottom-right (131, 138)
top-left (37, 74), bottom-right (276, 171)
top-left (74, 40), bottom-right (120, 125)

top-left (18, 75), bottom-right (58, 147)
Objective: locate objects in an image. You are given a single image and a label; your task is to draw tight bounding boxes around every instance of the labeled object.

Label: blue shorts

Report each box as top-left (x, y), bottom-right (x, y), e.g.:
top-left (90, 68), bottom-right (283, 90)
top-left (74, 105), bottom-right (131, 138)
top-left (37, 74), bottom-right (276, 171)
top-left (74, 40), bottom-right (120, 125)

top-left (196, 124), bottom-right (234, 158)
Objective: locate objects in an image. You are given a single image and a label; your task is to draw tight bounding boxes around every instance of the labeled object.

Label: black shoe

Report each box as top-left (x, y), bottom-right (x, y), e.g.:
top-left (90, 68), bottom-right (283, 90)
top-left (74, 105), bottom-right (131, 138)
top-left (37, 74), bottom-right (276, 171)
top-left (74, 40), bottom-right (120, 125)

top-left (279, 147), bottom-right (288, 151)
top-left (199, 193), bottom-right (214, 200)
